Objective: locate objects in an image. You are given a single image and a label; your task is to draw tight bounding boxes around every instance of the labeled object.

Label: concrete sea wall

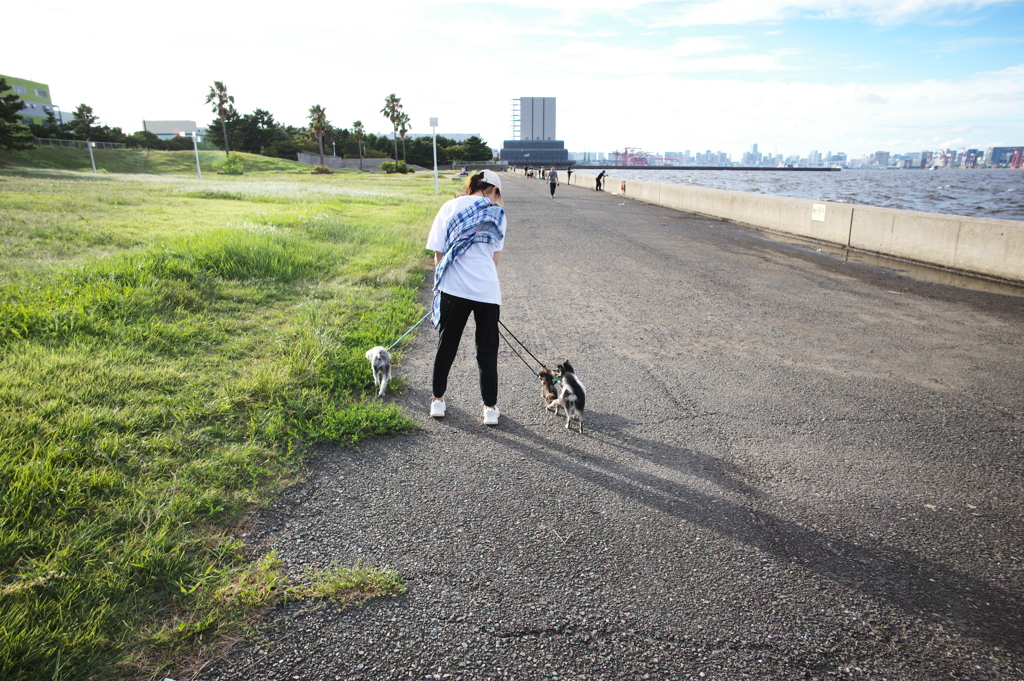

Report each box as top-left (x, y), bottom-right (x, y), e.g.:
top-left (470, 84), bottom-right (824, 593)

top-left (555, 170), bottom-right (1024, 284)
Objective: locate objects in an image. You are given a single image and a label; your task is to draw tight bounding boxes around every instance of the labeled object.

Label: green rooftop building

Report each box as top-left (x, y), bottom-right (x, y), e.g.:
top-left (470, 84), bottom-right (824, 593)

top-left (0, 75), bottom-right (60, 126)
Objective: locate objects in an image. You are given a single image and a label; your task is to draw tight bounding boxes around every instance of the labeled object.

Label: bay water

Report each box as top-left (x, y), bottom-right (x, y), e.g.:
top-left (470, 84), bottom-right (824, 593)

top-left (607, 168), bottom-right (1024, 221)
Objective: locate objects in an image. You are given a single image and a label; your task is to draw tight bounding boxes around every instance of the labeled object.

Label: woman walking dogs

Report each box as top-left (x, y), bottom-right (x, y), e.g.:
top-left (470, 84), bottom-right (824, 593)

top-left (427, 170), bottom-right (507, 426)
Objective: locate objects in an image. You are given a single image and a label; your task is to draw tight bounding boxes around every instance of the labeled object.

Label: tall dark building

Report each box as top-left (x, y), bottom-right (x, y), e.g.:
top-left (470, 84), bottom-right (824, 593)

top-left (500, 97), bottom-right (571, 167)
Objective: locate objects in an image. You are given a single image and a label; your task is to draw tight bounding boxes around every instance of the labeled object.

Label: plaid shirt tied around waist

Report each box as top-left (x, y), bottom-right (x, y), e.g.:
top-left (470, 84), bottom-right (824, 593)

top-left (431, 198), bottom-right (506, 328)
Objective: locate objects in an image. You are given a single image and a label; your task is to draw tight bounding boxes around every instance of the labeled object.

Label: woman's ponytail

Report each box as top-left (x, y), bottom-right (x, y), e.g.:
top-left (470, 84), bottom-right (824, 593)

top-left (466, 171), bottom-right (495, 196)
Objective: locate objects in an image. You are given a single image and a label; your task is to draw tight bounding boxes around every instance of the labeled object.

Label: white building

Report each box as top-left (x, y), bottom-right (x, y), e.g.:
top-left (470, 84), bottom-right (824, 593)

top-left (144, 120), bottom-right (201, 140)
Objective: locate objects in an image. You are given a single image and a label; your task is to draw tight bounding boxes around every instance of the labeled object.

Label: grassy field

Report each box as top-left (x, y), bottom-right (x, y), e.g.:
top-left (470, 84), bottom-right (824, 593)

top-left (0, 155), bottom-right (457, 679)
top-left (0, 146), bottom-right (314, 175)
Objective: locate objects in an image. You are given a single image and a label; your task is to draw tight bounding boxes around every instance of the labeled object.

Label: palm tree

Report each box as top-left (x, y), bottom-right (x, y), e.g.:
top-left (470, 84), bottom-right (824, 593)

top-left (205, 81), bottom-right (235, 156)
top-left (308, 104), bottom-right (329, 167)
top-left (380, 93), bottom-right (402, 161)
top-left (352, 120), bottom-right (365, 171)
top-left (397, 112), bottom-right (411, 163)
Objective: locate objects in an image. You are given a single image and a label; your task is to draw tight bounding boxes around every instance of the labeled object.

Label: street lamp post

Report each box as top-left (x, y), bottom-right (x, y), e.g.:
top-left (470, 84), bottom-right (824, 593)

top-left (430, 117), bottom-right (439, 194)
top-left (88, 141), bottom-right (97, 173)
top-left (192, 132), bottom-right (202, 180)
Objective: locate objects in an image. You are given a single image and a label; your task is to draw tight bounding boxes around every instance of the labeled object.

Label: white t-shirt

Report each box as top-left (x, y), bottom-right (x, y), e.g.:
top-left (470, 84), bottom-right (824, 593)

top-left (426, 195), bottom-right (506, 305)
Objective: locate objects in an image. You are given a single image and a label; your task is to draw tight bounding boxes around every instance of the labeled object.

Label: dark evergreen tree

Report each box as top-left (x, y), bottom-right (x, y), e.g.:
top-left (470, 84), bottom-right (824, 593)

top-left (205, 111), bottom-right (242, 153)
top-left (125, 130), bottom-right (164, 149)
top-left (263, 126), bottom-right (304, 160)
top-left (0, 78), bottom-right (34, 152)
top-left (234, 109), bottom-right (282, 155)
top-left (70, 104), bottom-right (99, 139)
top-left (461, 136), bottom-right (493, 162)
top-left (358, 132), bottom-right (394, 159)
top-left (28, 111), bottom-right (64, 140)
top-left (164, 135), bottom-right (196, 151)
top-left (405, 136), bottom-right (453, 168)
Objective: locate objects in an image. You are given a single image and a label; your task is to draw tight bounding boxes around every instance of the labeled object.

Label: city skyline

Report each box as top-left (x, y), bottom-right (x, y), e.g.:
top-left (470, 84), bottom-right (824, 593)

top-left (564, 144), bottom-right (1020, 168)
top-left (4, 1), bottom-right (1023, 159)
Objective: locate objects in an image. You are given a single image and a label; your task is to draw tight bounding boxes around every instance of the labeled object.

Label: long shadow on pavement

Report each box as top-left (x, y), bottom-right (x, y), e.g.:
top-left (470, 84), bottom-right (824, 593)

top-left (476, 415), bottom-right (1024, 656)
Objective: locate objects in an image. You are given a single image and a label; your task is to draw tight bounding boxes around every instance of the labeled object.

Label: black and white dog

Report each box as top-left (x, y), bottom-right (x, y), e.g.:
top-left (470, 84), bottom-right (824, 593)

top-left (365, 346), bottom-right (392, 398)
top-left (555, 360), bottom-right (586, 434)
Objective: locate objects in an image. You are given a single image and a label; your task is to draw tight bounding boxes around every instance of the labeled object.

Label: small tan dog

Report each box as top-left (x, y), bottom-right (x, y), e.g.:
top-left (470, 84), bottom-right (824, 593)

top-left (537, 368), bottom-right (560, 415)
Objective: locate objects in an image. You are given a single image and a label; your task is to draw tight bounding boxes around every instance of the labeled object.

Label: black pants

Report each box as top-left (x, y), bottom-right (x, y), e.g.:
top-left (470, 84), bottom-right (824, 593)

top-left (549, 182), bottom-right (557, 196)
top-left (432, 292), bottom-right (500, 406)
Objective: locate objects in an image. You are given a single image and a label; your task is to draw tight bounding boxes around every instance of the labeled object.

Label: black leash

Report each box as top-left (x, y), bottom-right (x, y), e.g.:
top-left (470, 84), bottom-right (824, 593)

top-left (499, 329), bottom-right (539, 376)
top-left (498, 320), bottom-right (549, 376)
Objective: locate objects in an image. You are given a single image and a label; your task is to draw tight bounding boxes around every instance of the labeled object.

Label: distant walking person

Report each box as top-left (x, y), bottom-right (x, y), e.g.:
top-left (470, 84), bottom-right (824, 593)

top-left (566, 167), bottom-right (572, 184)
top-left (595, 170), bottom-right (606, 191)
top-left (548, 166), bottom-right (559, 197)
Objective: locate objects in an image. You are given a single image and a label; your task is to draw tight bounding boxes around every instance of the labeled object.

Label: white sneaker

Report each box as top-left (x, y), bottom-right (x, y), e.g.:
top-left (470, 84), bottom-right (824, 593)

top-left (430, 399), bottom-right (446, 418)
top-left (483, 406), bottom-right (499, 426)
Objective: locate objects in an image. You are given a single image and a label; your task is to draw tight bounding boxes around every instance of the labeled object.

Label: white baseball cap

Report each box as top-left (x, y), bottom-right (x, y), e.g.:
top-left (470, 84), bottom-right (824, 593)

top-left (480, 169), bottom-right (503, 193)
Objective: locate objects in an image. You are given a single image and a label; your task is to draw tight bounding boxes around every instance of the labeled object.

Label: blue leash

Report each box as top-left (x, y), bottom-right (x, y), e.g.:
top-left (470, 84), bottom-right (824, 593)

top-left (388, 310), bottom-right (432, 351)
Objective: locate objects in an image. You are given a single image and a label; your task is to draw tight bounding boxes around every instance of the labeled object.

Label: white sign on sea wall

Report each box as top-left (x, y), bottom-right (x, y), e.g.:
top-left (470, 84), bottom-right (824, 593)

top-left (812, 204), bottom-right (827, 222)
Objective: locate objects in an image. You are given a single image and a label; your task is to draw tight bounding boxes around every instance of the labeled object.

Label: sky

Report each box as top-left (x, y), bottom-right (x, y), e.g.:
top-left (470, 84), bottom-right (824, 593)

top-left (5, 0), bottom-right (1023, 159)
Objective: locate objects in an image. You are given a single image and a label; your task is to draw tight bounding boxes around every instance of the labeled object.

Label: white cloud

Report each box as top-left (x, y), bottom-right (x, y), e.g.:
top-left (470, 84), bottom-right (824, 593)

top-left (552, 63), bottom-right (1024, 157)
top-left (6, 0), bottom-right (1020, 161)
top-left (933, 35), bottom-right (1024, 52)
top-left (649, 0), bottom-right (1019, 27)
top-left (664, 36), bottom-right (744, 56)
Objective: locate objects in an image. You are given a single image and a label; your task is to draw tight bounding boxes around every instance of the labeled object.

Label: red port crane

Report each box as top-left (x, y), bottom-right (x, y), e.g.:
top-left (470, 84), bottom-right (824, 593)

top-left (612, 148), bottom-right (651, 166)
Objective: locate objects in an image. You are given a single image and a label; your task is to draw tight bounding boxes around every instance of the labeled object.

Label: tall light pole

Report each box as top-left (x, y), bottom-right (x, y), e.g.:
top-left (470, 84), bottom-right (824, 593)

top-left (430, 117), bottom-right (439, 194)
top-left (88, 141), bottom-right (97, 173)
top-left (191, 131), bottom-right (202, 180)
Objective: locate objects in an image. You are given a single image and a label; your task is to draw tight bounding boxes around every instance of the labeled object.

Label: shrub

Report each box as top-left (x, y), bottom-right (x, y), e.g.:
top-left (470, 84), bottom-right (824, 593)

top-left (381, 161), bottom-right (413, 174)
top-left (215, 152), bottom-right (245, 175)
top-left (312, 165), bottom-right (333, 174)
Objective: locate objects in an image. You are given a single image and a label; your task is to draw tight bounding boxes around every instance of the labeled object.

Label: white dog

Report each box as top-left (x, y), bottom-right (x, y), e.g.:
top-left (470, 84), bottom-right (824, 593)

top-left (365, 346), bottom-right (392, 398)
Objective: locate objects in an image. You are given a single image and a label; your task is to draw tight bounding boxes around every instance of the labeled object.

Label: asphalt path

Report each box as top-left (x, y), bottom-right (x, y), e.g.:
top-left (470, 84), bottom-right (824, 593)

top-left (198, 173), bottom-right (1024, 680)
